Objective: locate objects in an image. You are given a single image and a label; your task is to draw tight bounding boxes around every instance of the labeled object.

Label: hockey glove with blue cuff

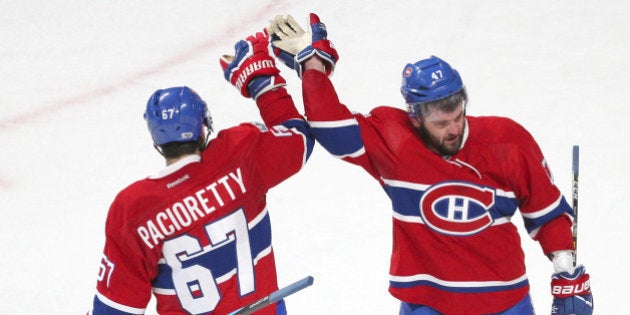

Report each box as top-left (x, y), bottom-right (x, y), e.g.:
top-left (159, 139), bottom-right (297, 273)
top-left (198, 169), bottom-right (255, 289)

top-left (267, 13), bottom-right (338, 78)
top-left (220, 31), bottom-right (286, 100)
top-left (551, 264), bottom-right (593, 315)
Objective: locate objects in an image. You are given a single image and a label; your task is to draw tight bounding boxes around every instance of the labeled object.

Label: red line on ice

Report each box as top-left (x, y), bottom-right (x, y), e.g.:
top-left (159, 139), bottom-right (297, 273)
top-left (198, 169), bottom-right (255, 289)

top-left (0, 1), bottom-right (288, 189)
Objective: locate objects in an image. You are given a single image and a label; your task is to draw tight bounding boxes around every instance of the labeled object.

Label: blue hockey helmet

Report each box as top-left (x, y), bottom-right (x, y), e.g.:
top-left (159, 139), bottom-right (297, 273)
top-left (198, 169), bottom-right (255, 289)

top-left (400, 56), bottom-right (465, 105)
top-left (144, 86), bottom-right (213, 146)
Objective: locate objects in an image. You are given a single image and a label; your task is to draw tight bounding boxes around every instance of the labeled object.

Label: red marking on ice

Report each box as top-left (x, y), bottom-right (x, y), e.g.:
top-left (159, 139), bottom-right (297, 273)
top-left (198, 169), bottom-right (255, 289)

top-left (0, 1), bottom-right (286, 131)
top-left (0, 177), bottom-right (12, 190)
top-left (0, 1), bottom-right (288, 189)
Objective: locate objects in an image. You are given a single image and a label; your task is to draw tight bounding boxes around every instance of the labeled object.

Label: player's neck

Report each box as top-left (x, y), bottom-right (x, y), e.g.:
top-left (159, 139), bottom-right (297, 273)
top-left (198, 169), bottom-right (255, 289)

top-left (165, 152), bottom-right (201, 166)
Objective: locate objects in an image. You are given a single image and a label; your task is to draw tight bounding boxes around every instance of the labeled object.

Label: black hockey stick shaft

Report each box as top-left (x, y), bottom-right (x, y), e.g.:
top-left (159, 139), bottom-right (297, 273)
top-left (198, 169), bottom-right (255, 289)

top-left (572, 145), bottom-right (579, 266)
top-left (228, 276), bottom-right (314, 315)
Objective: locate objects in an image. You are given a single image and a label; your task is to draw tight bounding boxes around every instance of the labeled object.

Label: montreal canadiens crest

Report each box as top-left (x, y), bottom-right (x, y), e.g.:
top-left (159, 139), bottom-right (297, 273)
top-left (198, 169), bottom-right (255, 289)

top-left (420, 182), bottom-right (495, 235)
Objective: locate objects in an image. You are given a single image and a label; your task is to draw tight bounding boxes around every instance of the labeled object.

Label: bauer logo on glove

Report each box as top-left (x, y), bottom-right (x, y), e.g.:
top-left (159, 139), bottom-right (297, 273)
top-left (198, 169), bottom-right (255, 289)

top-left (550, 265), bottom-right (593, 315)
top-left (551, 279), bottom-right (590, 297)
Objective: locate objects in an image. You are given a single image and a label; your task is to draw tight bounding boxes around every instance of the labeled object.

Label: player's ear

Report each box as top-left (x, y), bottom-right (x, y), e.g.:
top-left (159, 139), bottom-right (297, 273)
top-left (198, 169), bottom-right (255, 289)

top-left (410, 116), bottom-right (422, 128)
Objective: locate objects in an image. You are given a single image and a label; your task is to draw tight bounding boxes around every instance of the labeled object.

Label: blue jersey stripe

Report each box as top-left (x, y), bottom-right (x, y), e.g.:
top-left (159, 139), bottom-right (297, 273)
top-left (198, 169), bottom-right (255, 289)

top-left (384, 182), bottom-right (520, 223)
top-left (390, 275), bottom-right (529, 293)
top-left (152, 211), bottom-right (273, 290)
top-left (310, 124), bottom-right (363, 157)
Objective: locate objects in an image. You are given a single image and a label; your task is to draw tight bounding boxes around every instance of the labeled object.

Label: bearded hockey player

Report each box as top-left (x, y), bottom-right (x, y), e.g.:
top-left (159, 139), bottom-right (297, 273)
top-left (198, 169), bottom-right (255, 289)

top-left (268, 13), bottom-right (593, 315)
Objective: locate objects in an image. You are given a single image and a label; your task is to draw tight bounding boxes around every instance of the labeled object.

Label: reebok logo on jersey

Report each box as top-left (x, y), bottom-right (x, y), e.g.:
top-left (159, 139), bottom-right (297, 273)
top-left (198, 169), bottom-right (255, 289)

top-left (167, 174), bottom-right (190, 189)
top-left (137, 168), bottom-right (247, 249)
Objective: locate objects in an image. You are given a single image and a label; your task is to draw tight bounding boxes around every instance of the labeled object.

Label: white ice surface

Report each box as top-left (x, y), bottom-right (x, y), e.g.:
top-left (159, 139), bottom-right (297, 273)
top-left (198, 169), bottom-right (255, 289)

top-left (1, 1), bottom-right (628, 314)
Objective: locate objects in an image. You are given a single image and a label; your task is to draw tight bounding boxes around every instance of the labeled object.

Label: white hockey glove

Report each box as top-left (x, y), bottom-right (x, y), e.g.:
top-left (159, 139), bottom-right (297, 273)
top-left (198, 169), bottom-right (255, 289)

top-left (267, 13), bottom-right (338, 78)
top-left (267, 14), bottom-right (310, 57)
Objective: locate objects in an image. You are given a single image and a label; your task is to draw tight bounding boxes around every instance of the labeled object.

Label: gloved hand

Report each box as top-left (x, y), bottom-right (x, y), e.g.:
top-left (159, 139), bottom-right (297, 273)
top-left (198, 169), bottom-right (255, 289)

top-left (267, 13), bottom-right (338, 77)
top-left (220, 31), bottom-right (286, 100)
top-left (551, 265), bottom-right (593, 315)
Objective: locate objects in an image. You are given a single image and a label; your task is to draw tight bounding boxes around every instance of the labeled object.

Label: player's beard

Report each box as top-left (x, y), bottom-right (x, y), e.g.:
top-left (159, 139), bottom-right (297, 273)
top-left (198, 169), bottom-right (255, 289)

top-left (418, 125), bottom-right (463, 157)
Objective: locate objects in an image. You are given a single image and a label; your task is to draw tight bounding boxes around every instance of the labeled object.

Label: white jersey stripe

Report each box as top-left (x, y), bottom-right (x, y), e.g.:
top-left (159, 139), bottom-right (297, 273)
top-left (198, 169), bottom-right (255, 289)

top-left (383, 177), bottom-right (516, 198)
top-left (309, 118), bottom-right (358, 128)
top-left (331, 146), bottom-right (366, 159)
top-left (521, 195), bottom-right (563, 219)
top-left (390, 273), bottom-right (528, 289)
top-left (393, 211), bottom-right (511, 226)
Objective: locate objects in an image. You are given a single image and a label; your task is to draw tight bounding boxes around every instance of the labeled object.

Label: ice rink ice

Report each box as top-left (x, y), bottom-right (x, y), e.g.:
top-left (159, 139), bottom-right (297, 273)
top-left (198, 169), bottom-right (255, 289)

top-left (1, 0), bottom-right (628, 314)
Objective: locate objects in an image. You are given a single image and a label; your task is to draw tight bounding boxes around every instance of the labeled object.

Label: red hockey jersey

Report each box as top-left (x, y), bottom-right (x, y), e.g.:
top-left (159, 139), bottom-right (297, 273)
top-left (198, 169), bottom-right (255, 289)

top-left (302, 70), bottom-right (574, 314)
top-left (91, 89), bottom-right (313, 315)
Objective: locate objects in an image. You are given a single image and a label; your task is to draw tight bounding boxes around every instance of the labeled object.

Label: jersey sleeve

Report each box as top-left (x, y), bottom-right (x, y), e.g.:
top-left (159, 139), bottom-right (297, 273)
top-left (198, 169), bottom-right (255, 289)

top-left (91, 194), bottom-right (154, 315)
top-left (247, 88), bottom-right (315, 189)
top-left (255, 87), bottom-right (302, 126)
top-left (504, 120), bottom-right (574, 252)
top-left (301, 69), bottom-right (382, 181)
top-left (535, 214), bottom-right (574, 255)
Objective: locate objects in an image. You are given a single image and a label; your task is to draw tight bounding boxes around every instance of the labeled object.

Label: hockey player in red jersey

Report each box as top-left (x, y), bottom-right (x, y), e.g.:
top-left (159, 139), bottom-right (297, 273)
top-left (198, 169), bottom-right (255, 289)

top-left (267, 14), bottom-right (593, 315)
top-left (89, 31), bottom-right (313, 315)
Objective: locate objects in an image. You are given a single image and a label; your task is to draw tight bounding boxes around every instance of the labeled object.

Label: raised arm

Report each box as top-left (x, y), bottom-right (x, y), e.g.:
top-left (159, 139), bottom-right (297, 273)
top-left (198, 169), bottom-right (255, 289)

top-left (268, 13), bottom-right (383, 181)
top-left (220, 30), bottom-right (315, 188)
top-left (220, 30), bottom-right (302, 126)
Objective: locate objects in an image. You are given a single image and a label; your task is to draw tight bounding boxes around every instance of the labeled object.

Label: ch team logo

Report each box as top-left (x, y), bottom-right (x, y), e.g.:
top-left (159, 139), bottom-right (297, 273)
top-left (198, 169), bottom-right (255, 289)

top-left (403, 66), bottom-right (413, 77)
top-left (420, 182), bottom-right (495, 235)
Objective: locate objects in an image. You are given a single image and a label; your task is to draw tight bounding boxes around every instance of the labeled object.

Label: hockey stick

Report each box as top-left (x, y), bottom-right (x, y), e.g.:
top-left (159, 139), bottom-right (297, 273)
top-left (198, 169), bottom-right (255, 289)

top-left (228, 276), bottom-right (314, 315)
top-left (571, 145), bottom-right (579, 266)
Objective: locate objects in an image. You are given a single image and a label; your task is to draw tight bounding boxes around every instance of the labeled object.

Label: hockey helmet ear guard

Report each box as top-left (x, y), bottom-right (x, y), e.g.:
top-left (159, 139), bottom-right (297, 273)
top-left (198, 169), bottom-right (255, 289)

top-left (144, 86), bottom-right (214, 146)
